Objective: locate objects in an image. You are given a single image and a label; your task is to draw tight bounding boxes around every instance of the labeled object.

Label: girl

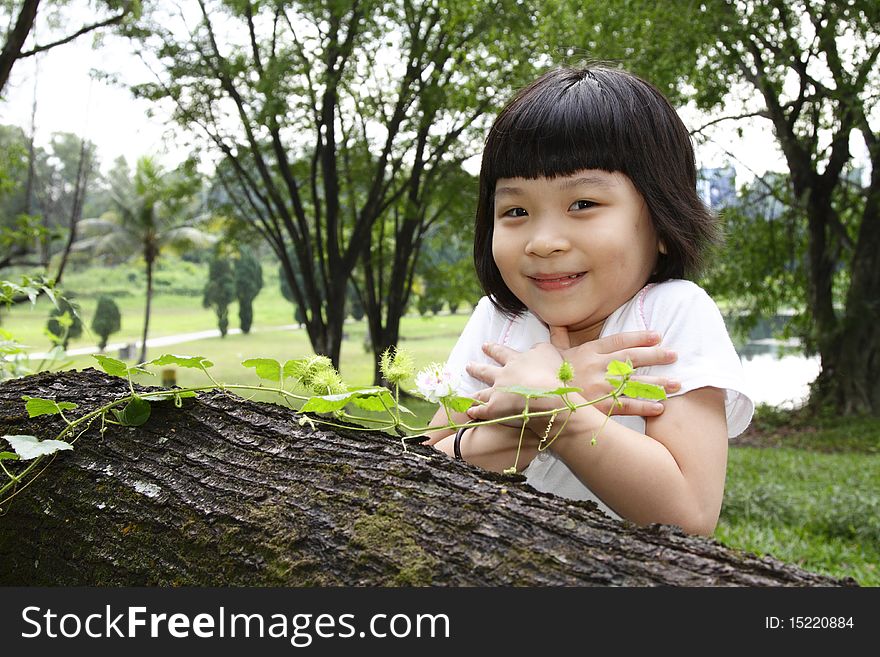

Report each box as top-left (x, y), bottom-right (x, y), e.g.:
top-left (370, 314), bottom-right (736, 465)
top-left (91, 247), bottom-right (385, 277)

top-left (426, 65), bottom-right (753, 536)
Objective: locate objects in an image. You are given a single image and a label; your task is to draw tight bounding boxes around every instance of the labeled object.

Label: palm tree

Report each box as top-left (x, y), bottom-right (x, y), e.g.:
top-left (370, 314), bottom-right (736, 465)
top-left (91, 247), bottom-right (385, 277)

top-left (72, 156), bottom-right (216, 362)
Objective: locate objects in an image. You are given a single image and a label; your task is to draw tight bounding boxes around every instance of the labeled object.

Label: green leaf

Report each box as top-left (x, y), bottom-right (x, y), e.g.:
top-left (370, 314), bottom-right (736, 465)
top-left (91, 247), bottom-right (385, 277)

top-left (2, 434), bottom-right (73, 460)
top-left (111, 398), bottom-right (152, 427)
top-left (606, 359), bottom-right (633, 376)
top-left (0, 451), bottom-right (20, 461)
top-left (299, 387), bottom-right (403, 415)
top-left (300, 393), bottom-right (353, 414)
top-left (241, 358), bottom-right (281, 382)
top-left (93, 354), bottom-right (129, 377)
top-left (395, 402), bottom-right (415, 416)
top-left (22, 396), bottom-right (78, 418)
top-left (622, 380), bottom-right (667, 401)
top-left (350, 389), bottom-right (396, 412)
top-left (148, 354), bottom-right (214, 369)
top-left (543, 386), bottom-right (583, 396)
top-left (497, 385), bottom-right (581, 398)
top-left (446, 395), bottom-right (477, 413)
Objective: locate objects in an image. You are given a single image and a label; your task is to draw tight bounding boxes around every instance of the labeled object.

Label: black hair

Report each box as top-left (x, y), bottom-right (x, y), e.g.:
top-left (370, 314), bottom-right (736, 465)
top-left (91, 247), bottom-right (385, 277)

top-left (474, 65), bottom-right (721, 316)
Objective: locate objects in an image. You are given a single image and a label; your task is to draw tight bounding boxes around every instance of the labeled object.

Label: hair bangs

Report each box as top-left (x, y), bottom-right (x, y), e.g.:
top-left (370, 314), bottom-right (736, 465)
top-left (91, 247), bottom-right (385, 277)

top-left (485, 72), bottom-right (629, 184)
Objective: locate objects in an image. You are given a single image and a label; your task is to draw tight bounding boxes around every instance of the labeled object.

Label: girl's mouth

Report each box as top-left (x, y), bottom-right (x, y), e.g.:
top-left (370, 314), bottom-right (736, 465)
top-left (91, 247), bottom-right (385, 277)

top-left (527, 272), bottom-right (586, 290)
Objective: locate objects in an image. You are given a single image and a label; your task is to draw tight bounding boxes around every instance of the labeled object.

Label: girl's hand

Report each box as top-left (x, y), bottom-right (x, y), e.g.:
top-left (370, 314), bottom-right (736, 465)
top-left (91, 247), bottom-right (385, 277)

top-left (466, 330), bottom-right (680, 419)
top-left (465, 342), bottom-right (572, 429)
top-left (547, 326), bottom-right (679, 416)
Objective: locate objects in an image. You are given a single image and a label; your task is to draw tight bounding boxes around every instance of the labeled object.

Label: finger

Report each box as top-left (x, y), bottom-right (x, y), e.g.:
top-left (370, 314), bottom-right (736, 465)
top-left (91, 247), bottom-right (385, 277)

top-left (603, 398), bottom-right (666, 417)
top-left (589, 330), bottom-right (662, 354)
top-left (481, 342), bottom-right (518, 365)
top-left (628, 375), bottom-right (681, 394)
top-left (466, 402), bottom-right (489, 420)
top-left (548, 325), bottom-right (571, 350)
top-left (612, 346), bottom-right (677, 369)
top-left (466, 361), bottom-right (502, 385)
top-left (470, 388), bottom-right (491, 403)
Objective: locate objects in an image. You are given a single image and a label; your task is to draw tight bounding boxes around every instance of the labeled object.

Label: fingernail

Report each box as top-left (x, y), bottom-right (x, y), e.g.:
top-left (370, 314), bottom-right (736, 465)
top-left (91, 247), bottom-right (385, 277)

top-left (652, 402), bottom-right (664, 412)
top-left (665, 350), bottom-right (677, 360)
top-left (667, 380), bottom-right (681, 391)
top-left (648, 332), bottom-right (661, 342)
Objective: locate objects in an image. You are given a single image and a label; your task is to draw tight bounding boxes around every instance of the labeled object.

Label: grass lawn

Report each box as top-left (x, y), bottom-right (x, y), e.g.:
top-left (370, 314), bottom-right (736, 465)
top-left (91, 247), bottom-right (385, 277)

top-left (3, 259), bottom-right (878, 586)
top-left (718, 440), bottom-right (879, 586)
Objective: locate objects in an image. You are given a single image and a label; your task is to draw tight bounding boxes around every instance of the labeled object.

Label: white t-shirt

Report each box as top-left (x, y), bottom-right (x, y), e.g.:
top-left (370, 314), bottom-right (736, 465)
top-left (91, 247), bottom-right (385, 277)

top-left (445, 279), bottom-right (754, 519)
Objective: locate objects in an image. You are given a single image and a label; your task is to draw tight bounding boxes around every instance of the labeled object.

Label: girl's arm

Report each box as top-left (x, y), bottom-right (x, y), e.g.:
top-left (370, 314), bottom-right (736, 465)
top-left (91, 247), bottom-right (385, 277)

top-left (423, 407), bottom-right (540, 473)
top-left (466, 342), bottom-right (729, 535)
top-left (549, 386), bottom-right (728, 536)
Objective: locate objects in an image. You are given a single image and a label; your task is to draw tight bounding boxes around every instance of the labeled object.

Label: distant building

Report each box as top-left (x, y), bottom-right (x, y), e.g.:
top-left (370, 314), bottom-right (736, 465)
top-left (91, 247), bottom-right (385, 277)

top-left (697, 166), bottom-right (737, 208)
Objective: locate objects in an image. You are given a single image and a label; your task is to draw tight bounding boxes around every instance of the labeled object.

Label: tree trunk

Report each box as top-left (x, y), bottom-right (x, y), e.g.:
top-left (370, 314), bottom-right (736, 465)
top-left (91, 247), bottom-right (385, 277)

top-left (139, 253), bottom-right (154, 364)
top-left (0, 369), bottom-right (853, 587)
top-left (0, 0), bottom-right (40, 94)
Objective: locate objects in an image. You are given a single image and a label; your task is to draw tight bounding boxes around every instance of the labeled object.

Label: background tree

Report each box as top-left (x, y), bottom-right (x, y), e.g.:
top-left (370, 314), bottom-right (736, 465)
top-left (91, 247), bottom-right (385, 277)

top-left (0, 0), bottom-right (133, 95)
top-left (234, 246), bottom-right (262, 334)
top-left (125, 0), bottom-right (536, 370)
top-left (45, 293), bottom-right (81, 349)
top-left (203, 251), bottom-right (235, 337)
top-left (688, 0), bottom-right (880, 414)
top-left (71, 156), bottom-right (216, 362)
top-left (0, 126), bottom-right (95, 278)
top-left (90, 295), bottom-right (121, 351)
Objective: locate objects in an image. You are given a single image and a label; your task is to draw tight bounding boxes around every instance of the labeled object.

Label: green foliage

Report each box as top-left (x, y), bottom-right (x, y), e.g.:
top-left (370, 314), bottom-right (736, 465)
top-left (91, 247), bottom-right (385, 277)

top-left (2, 435), bottom-right (73, 461)
top-left (0, 274), bottom-right (57, 307)
top-left (93, 354), bottom-right (152, 378)
top-left (73, 156), bottom-right (215, 361)
top-left (91, 295), bottom-right (121, 350)
top-left (22, 396), bottom-right (78, 418)
top-left (234, 248), bottom-right (263, 334)
top-left (242, 357), bottom-right (282, 382)
top-left (146, 354), bottom-right (214, 369)
top-left (203, 254), bottom-right (236, 337)
top-left (46, 296), bottom-right (83, 349)
top-left (111, 397), bottom-right (151, 427)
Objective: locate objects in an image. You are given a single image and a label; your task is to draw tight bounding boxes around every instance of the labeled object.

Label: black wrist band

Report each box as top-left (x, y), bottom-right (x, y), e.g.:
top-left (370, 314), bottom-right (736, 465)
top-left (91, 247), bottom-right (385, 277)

top-left (453, 425), bottom-right (470, 461)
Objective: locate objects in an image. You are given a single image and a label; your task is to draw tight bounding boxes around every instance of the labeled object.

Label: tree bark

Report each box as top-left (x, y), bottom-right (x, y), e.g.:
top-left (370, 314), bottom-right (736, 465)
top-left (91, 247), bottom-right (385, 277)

top-left (0, 369), bottom-right (854, 587)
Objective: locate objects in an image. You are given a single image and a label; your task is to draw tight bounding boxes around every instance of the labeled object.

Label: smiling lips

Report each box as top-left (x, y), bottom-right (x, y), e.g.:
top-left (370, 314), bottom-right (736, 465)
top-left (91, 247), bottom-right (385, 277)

top-left (527, 271), bottom-right (587, 290)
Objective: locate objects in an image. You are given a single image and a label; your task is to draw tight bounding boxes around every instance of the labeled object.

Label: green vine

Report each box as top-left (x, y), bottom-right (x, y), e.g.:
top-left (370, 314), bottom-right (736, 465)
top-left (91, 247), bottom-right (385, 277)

top-left (0, 347), bottom-right (664, 510)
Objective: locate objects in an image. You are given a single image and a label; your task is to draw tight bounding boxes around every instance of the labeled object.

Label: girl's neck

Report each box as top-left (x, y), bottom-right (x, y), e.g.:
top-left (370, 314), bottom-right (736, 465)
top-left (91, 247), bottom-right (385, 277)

top-left (566, 320), bottom-right (606, 347)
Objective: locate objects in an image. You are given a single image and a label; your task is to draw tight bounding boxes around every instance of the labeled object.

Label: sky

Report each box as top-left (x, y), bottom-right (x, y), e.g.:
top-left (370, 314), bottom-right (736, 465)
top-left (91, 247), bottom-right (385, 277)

top-left (0, 26), bottom-right (869, 187)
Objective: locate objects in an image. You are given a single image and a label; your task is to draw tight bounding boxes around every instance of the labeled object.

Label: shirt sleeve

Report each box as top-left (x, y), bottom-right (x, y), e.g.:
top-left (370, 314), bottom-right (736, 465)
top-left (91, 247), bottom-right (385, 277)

top-left (639, 281), bottom-right (755, 438)
top-left (444, 296), bottom-right (499, 397)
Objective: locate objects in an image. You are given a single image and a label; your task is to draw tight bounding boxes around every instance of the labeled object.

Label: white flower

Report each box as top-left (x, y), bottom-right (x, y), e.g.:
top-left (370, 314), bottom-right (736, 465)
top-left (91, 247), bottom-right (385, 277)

top-left (415, 362), bottom-right (462, 403)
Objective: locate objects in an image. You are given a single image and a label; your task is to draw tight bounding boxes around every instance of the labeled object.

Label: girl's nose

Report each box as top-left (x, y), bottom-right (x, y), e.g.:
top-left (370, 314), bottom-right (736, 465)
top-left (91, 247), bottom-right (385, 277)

top-left (525, 223), bottom-right (571, 257)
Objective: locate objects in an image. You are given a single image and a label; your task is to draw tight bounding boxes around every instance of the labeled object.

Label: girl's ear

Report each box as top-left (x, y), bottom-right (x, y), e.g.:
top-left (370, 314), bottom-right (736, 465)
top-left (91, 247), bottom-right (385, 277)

top-left (658, 239), bottom-right (667, 255)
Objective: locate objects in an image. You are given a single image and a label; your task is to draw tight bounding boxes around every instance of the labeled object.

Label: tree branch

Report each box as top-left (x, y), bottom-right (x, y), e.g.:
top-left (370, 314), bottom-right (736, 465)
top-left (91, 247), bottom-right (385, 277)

top-left (18, 6), bottom-right (131, 59)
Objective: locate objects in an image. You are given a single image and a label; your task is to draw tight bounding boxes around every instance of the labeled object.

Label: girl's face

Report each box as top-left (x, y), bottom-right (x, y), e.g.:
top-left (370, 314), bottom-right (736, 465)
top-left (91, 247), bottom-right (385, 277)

top-left (492, 170), bottom-right (660, 345)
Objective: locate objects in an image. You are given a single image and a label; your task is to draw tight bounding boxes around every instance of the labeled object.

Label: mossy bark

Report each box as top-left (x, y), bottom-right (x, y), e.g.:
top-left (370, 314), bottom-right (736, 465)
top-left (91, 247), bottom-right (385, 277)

top-left (0, 369), bottom-right (854, 586)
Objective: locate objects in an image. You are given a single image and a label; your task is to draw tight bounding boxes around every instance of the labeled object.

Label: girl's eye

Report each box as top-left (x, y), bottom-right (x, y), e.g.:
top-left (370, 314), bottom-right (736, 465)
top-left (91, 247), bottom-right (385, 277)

top-left (570, 200), bottom-right (597, 211)
top-left (501, 207), bottom-right (528, 218)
